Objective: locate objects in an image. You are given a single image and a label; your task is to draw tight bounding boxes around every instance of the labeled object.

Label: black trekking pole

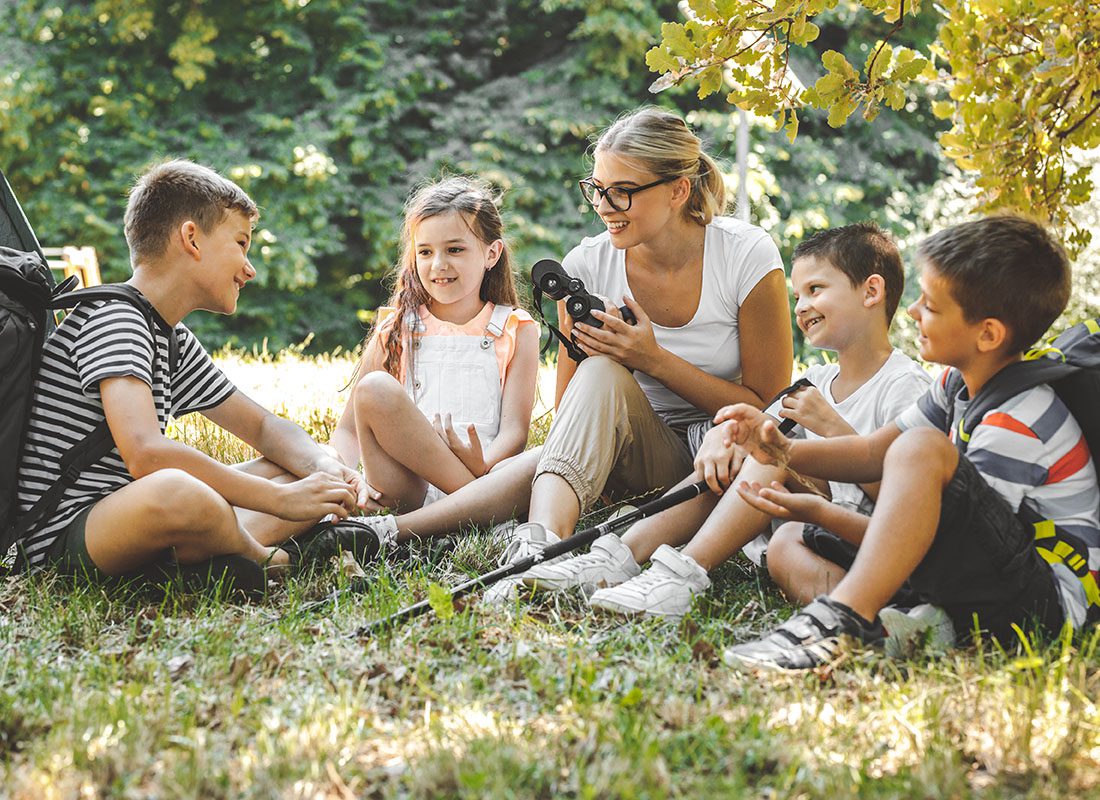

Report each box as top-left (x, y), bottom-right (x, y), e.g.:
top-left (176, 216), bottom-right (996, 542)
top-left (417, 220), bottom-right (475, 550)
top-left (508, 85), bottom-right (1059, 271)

top-left (354, 480), bottom-right (710, 636)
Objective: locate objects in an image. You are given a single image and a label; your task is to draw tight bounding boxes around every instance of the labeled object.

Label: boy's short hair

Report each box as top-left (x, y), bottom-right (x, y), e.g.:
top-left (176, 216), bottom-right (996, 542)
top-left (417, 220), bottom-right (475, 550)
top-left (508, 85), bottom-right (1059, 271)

top-left (124, 159), bottom-right (258, 264)
top-left (918, 215), bottom-right (1070, 353)
top-left (792, 222), bottom-right (904, 321)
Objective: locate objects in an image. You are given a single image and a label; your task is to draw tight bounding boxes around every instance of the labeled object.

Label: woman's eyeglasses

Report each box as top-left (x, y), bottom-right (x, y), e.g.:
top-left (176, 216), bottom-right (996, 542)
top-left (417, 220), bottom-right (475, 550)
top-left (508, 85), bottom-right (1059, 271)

top-left (578, 176), bottom-right (675, 212)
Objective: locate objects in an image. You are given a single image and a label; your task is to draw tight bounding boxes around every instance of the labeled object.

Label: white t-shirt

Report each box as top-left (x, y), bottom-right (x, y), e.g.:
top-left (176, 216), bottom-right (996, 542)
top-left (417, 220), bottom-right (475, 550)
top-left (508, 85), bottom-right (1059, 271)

top-left (562, 216), bottom-right (783, 420)
top-left (769, 350), bottom-right (932, 512)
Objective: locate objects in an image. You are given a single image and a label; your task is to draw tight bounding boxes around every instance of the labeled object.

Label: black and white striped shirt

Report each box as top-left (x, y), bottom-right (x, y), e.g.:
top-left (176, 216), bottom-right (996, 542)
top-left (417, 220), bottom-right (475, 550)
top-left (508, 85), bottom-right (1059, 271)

top-left (15, 297), bottom-right (235, 566)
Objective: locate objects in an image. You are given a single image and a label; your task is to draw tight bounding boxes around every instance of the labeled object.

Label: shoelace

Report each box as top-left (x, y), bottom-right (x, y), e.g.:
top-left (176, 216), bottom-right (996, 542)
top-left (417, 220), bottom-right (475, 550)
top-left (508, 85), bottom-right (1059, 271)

top-left (615, 564), bottom-right (675, 594)
top-left (562, 550), bottom-right (616, 573)
top-left (498, 534), bottom-right (549, 567)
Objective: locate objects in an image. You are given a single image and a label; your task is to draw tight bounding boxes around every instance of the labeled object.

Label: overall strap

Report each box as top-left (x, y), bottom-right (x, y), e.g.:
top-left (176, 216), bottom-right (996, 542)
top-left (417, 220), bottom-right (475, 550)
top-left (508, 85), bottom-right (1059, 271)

top-left (485, 304), bottom-right (513, 338)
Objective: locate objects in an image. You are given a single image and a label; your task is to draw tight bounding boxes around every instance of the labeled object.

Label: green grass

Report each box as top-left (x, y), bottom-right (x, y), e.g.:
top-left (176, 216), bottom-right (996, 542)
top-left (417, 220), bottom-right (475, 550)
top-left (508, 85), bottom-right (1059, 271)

top-left (2, 350), bottom-right (1098, 798)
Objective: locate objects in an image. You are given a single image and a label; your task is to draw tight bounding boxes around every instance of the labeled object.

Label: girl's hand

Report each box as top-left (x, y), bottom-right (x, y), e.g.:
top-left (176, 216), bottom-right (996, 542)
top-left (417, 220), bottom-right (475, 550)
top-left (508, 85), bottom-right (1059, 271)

top-left (778, 386), bottom-right (853, 438)
top-left (713, 404), bottom-right (790, 467)
top-left (313, 454), bottom-right (374, 509)
top-left (271, 473), bottom-right (358, 521)
top-left (571, 296), bottom-right (662, 373)
top-left (357, 471), bottom-right (386, 513)
top-left (735, 480), bottom-right (827, 525)
top-left (433, 413), bottom-right (488, 478)
top-left (693, 422), bottom-right (745, 495)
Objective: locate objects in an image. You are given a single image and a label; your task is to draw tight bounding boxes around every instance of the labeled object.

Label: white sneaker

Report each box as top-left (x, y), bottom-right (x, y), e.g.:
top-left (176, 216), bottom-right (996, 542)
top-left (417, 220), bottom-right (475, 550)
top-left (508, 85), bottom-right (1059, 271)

top-left (483, 522), bottom-right (562, 606)
top-left (521, 533), bottom-right (641, 594)
top-left (587, 544), bottom-right (711, 620)
top-left (495, 521), bottom-right (562, 567)
top-left (880, 603), bottom-right (955, 657)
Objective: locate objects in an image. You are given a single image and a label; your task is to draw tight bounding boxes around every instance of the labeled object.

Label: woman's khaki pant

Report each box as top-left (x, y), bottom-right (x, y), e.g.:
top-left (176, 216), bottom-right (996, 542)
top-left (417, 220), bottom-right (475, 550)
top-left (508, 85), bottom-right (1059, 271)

top-left (535, 356), bottom-right (693, 511)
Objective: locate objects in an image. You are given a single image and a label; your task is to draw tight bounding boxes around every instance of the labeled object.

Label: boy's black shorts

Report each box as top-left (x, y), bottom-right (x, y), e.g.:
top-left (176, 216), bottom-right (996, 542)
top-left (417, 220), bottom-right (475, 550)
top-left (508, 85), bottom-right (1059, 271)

top-left (906, 455), bottom-right (1065, 642)
top-left (801, 524), bottom-right (921, 608)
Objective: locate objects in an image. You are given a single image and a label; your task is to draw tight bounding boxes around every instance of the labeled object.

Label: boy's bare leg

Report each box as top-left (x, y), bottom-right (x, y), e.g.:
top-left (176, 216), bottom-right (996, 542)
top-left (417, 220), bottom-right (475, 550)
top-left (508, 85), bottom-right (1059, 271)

top-left (829, 428), bottom-right (957, 621)
top-left (353, 372), bottom-right (486, 509)
top-left (674, 460), bottom-right (787, 571)
top-left (766, 522), bottom-right (846, 604)
top-left (393, 448), bottom-right (541, 541)
top-left (615, 473), bottom-right (719, 562)
top-left (84, 469), bottom-right (280, 575)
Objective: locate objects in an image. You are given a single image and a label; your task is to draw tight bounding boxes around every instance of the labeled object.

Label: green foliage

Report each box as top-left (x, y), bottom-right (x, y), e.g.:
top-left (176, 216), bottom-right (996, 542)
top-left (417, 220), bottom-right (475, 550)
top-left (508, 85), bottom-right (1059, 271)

top-left (647, 0), bottom-right (1100, 253)
top-left (0, 0), bottom-right (673, 350)
top-left (1, 0), bottom-right (948, 360)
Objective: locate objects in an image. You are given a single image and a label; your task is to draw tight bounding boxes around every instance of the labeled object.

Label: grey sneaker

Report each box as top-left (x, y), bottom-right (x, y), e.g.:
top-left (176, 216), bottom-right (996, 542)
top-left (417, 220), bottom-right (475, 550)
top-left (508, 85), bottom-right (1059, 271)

top-left (344, 514), bottom-right (399, 548)
top-left (880, 603), bottom-right (955, 657)
top-left (722, 596), bottom-right (885, 673)
top-left (587, 544), bottom-right (710, 619)
top-left (521, 533), bottom-right (641, 594)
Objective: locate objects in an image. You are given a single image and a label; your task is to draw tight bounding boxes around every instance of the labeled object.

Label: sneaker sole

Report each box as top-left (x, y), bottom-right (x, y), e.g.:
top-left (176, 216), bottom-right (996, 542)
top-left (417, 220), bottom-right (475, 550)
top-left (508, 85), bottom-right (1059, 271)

top-left (588, 595), bottom-right (686, 621)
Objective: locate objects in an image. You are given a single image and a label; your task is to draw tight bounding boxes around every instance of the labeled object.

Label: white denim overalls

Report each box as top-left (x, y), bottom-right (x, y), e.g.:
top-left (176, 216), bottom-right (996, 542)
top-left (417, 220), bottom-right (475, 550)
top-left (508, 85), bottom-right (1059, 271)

top-left (405, 304), bottom-right (513, 505)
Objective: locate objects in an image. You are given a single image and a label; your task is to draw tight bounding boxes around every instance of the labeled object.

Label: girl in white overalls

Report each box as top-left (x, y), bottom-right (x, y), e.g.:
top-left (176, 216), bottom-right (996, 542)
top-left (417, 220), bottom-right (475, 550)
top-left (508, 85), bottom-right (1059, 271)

top-left (330, 177), bottom-right (539, 512)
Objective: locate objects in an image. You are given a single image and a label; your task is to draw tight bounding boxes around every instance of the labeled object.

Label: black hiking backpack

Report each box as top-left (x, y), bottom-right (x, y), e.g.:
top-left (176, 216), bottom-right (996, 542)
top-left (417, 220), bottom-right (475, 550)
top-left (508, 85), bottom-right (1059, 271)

top-left (944, 319), bottom-right (1100, 623)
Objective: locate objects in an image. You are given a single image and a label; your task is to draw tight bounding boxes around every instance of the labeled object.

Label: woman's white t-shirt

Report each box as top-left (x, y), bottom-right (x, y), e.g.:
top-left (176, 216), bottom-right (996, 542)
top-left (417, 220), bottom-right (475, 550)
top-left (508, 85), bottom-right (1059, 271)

top-left (562, 216), bottom-right (784, 421)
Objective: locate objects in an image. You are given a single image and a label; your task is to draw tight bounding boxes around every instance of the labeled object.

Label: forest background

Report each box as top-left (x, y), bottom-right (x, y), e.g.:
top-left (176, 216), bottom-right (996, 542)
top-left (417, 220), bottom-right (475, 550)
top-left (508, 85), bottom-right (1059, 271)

top-left (1, 0), bottom-right (1096, 358)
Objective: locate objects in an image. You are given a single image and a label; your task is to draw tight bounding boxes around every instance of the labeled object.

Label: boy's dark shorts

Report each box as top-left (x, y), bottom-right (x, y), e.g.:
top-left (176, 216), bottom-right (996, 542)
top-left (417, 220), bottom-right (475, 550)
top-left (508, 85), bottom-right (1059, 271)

top-left (45, 505), bottom-right (110, 579)
top-left (905, 455), bottom-right (1064, 642)
top-left (801, 524), bottom-right (921, 608)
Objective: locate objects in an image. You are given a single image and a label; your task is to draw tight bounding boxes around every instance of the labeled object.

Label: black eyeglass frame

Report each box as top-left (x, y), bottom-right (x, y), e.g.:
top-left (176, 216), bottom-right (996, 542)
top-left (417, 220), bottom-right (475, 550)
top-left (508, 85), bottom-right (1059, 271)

top-left (577, 176), bottom-right (676, 212)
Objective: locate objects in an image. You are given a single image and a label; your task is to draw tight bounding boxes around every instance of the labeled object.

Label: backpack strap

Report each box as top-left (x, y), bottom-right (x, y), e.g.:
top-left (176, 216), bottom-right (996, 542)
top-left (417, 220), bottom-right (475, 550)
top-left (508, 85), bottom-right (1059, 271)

top-left (8, 420), bottom-right (114, 552)
top-left (48, 283), bottom-right (180, 373)
top-left (946, 361), bottom-right (1080, 454)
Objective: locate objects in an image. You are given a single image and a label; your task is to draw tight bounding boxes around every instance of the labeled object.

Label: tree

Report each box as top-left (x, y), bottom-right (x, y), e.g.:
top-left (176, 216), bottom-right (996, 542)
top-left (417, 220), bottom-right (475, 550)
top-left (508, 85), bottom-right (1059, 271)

top-left (645, 0), bottom-right (1100, 252)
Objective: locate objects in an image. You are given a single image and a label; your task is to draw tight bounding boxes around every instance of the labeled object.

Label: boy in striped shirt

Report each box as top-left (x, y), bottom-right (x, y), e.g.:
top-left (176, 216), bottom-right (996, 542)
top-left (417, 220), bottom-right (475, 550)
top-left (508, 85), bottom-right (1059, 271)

top-left (14, 160), bottom-right (365, 580)
top-left (719, 215), bottom-right (1098, 671)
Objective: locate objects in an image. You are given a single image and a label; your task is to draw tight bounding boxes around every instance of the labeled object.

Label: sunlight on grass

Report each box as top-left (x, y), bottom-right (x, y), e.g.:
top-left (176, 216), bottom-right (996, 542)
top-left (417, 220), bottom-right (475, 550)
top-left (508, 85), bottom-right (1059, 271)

top-left (3, 349), bottom-right (1099, 798)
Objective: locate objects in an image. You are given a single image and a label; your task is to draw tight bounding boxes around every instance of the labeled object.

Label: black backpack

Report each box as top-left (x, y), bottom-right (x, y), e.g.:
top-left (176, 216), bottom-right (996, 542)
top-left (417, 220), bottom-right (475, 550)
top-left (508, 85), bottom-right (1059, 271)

top-left (944, 319), bottom-right (1100, 622)
top-left (0, 246), bottom-right (178, 564)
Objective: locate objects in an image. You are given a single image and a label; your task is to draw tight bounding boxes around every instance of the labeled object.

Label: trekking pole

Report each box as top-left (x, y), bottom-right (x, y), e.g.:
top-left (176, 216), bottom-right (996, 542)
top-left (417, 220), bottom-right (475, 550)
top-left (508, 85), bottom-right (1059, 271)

top-left (354, 479), bottom-right (710, 636)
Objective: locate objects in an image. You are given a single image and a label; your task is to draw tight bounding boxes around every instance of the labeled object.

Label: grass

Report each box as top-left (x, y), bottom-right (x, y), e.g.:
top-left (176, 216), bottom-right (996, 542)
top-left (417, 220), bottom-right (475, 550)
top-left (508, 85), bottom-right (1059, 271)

top-left (2, 349), bottom-right (1098, 798)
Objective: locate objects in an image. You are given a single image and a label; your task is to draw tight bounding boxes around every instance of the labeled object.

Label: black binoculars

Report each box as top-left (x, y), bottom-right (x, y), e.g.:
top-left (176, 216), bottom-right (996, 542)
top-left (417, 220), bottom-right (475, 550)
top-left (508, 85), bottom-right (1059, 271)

top-left (530, 259), bottom-right (636, 328)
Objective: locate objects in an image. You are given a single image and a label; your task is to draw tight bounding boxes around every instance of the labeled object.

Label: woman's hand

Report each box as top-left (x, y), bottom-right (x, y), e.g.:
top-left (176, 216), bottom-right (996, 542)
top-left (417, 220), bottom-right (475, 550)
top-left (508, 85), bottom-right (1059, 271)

top-left (778, 386), bottom-right (854, 438)
top-left (571, 296), bottom-right (663, 373)
top-left (735, 480), bottom-right (828, 525)
top-left (433, 413), bottom-right (488, 478)
top-left (693, 422), bottom-right (745, 495)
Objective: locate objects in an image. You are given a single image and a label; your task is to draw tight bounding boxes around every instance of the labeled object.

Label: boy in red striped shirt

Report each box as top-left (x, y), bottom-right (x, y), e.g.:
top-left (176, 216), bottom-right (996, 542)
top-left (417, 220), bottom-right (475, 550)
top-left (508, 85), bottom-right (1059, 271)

top-left (720, 215), bottom-right (1098, 671)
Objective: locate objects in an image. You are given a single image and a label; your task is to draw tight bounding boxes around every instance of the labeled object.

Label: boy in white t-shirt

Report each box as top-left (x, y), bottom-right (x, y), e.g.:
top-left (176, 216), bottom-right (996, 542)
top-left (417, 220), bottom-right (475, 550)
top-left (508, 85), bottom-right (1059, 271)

top-left (520, 222), bottom-right (930, 619)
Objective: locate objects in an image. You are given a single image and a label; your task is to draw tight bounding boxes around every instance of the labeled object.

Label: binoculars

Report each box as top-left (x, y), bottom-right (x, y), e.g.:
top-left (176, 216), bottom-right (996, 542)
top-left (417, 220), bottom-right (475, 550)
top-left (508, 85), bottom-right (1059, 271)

top-left (531, 259), bottom-right (636, 328)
